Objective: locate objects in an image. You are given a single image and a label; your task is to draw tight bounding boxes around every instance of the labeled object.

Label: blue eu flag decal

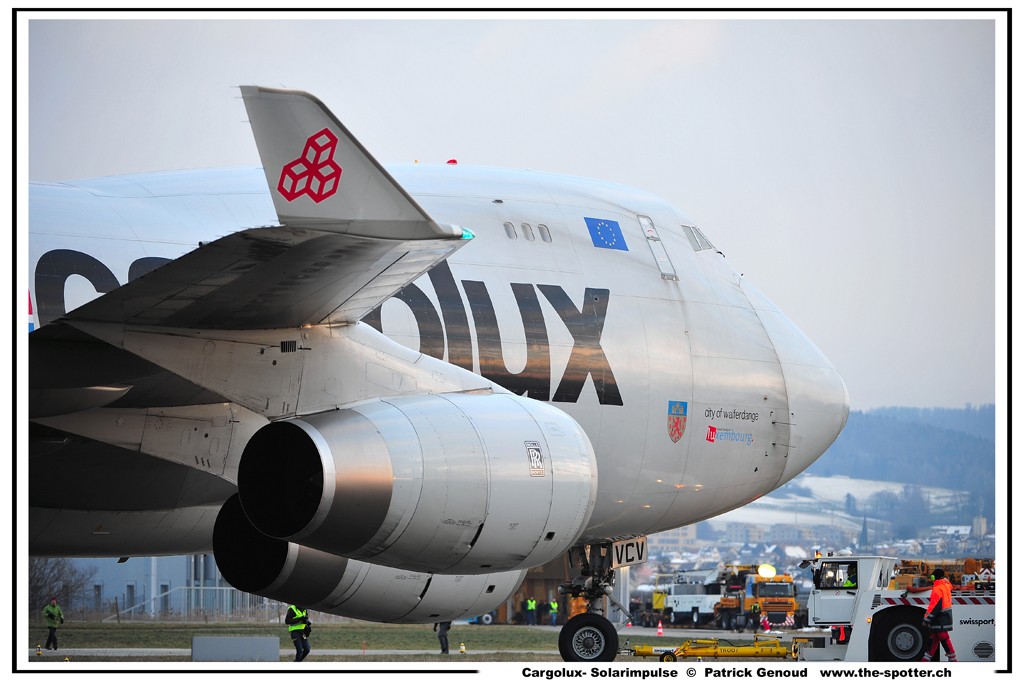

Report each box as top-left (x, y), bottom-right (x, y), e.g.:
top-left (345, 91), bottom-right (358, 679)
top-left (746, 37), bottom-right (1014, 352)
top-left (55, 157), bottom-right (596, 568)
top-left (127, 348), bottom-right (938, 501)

top-left (585, 217), bottom-right (628, 251)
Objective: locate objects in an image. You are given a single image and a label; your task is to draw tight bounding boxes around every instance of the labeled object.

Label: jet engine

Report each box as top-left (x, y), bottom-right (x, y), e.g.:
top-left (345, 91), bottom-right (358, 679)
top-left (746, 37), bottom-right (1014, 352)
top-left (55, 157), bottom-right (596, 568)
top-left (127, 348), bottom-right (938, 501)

top-left (213, 495), bottom-right (525, 623)
top-left (236, 391), bottom-right (597, 575)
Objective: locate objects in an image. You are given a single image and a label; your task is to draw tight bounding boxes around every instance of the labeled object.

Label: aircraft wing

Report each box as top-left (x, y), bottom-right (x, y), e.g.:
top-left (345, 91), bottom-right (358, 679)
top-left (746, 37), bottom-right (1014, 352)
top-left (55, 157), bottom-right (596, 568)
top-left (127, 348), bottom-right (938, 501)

top-left (57, 86), bottom-right (472, 330)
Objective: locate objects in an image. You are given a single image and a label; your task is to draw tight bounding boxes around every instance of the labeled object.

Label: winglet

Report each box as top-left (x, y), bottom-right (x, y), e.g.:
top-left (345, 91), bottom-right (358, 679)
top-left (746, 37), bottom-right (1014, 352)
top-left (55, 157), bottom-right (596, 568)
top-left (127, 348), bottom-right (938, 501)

top-left (240, 86), bottom-right (462, 240)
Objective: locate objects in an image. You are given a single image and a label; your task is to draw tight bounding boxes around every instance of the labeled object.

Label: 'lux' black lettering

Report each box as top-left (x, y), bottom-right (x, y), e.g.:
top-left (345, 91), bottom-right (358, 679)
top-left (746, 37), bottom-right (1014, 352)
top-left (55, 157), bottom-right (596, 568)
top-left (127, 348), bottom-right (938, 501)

top-left (463, 280), bottom-right (551, 400)
top-left (35, 250), bottom-right (623, 407)
top-left (362, 283), bottom-right (445, 360)
top-left (537, 286), bottom-right (622, 406)
top-left (428, 261), bottom-right (474, 371)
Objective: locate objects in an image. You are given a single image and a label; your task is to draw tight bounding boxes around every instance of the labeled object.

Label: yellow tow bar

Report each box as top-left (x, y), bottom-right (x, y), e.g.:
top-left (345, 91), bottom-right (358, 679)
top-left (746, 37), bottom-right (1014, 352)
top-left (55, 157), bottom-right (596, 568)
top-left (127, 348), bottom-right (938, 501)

top-left (629, 635), bottom-right (792, 662)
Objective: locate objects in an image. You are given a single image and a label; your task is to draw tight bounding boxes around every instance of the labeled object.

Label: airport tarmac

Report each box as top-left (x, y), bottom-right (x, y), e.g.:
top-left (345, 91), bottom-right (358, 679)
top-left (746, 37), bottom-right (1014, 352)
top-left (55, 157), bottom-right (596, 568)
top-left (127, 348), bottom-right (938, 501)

top-left (28, 625), bottom-right (808, 660)
top-left (30, 647), bottom-right (558, 657)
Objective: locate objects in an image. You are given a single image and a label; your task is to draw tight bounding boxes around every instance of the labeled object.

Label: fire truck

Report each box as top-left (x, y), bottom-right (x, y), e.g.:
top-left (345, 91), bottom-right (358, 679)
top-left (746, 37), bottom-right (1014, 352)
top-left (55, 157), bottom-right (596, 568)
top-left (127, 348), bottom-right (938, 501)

top-left (795, 554), bottom-right (996, 662)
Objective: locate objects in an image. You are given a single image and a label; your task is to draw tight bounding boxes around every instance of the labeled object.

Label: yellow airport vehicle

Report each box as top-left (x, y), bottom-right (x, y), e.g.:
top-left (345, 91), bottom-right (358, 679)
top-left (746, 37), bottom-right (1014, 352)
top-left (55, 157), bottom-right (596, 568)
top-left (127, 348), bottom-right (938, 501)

top-left (627, 635), bottom-right (792, 662)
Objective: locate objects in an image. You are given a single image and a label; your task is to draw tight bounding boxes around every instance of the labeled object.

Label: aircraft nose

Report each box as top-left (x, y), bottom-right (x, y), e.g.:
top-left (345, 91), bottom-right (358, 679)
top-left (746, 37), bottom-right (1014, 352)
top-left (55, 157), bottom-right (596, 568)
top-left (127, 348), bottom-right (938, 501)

top-left (747, 287), bottom-right (850, 486)
top-left (777, 357), bottom-right (850, 486)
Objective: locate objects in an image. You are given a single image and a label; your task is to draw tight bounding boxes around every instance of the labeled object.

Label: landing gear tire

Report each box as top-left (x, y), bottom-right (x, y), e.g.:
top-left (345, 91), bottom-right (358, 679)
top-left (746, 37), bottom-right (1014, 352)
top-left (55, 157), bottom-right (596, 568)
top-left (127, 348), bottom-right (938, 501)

top-left (691, 609), bottom-right (700, 627)
top-left (558, 613), bottom-right (619, 662)
top-left (869, 609), bottom-right (926, 661)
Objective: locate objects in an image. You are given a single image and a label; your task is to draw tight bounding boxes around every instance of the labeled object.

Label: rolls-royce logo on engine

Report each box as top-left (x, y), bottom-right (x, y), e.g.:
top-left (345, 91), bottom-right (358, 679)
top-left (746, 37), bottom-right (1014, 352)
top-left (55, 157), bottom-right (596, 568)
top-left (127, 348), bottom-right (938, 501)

top-left (526, 442), bottom-right (545, 477)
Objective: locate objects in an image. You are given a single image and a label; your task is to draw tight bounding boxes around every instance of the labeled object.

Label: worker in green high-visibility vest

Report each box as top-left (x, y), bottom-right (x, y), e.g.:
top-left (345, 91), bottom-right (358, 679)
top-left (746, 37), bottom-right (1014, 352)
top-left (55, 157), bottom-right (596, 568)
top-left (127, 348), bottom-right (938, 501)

top-left (549, 599), bottom-right (559, 626)
top-left (526, 597), bottom-right (537, 625)
top-left (285, 604), bottom-right (311, 662)
top-left (42, 597), bottom-right (64, 651)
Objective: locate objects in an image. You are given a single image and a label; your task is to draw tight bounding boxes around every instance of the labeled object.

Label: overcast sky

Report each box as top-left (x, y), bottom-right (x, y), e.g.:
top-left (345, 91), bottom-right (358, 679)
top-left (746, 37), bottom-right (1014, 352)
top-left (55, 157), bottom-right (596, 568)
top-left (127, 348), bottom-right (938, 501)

top-left (24, 12), bottom-right (1005, 412)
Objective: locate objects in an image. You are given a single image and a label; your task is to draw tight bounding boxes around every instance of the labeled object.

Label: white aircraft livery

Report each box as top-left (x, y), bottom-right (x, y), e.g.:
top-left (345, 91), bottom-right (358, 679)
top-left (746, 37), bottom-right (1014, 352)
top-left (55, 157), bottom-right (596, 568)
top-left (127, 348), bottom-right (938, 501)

top-left (28, 86), bottom-right (849, 661)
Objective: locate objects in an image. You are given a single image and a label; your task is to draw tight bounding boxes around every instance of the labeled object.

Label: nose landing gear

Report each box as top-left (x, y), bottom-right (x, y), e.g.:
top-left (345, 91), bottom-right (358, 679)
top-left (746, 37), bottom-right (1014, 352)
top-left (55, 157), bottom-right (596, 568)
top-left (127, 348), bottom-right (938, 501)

top-left (557, 543), bottom-right (631, 662)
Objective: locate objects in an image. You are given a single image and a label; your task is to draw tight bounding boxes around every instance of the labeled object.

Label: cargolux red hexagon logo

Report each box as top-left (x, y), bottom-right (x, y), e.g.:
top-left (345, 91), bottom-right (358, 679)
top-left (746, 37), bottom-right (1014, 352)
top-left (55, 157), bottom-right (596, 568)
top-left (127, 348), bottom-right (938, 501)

top-left (278, 128), bottom-right (343, 203)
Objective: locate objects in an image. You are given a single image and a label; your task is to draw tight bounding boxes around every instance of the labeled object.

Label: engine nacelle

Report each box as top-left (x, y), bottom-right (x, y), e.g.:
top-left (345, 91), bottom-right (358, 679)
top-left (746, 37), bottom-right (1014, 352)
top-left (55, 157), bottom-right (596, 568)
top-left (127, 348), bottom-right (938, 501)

top-left (214, 495), bottom-right (524, 623)
top-left (237, 392), bottom-right (597, 574)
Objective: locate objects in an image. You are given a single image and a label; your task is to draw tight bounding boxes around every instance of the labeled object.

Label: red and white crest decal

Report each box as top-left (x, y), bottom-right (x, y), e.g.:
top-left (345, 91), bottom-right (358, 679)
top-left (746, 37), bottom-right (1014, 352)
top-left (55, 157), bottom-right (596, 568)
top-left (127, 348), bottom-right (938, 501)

top-left (278, 128), bottom-right (342, 203)
top-left (667, 401), bottom-right (688, 443)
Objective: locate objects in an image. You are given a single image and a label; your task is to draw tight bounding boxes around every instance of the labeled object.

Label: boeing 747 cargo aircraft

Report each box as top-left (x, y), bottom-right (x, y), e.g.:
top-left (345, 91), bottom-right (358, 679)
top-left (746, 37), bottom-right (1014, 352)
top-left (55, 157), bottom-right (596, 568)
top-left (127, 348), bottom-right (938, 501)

top-left (28, 86), bottom-right (848, 661)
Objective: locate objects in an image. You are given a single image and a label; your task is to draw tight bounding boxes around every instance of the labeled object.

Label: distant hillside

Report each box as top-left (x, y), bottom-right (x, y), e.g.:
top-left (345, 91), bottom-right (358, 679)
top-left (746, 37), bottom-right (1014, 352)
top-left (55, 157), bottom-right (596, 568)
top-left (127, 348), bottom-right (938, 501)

top-left (867, 404), bottom-right (995, 443)
top-left (803, 405), bottom-right (996, 520)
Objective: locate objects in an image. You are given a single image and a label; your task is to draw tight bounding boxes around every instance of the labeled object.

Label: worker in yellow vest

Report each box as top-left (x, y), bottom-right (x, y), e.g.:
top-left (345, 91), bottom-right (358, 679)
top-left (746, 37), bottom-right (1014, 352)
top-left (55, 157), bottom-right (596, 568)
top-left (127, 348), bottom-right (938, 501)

top-left (285, 604), bottom-right (311, 662)
top-left (526, 597), bottom-right (537, 625)
top-left (549, 599), bottom-right (559, 626)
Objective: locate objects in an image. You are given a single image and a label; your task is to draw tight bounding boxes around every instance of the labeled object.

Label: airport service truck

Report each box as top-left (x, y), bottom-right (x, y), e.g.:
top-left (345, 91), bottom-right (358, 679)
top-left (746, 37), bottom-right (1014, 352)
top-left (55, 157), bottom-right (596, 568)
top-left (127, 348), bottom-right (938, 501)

top-left (658, 564), bottom-right (799, 630)
top-left (795, 554), bottom-right (996, 662)
top-left (713, 565), bottom-right (800, 630)
top-left (662, 568), bottom-right (723, 627)
top-left (889, 558), bottom-right (995, 591)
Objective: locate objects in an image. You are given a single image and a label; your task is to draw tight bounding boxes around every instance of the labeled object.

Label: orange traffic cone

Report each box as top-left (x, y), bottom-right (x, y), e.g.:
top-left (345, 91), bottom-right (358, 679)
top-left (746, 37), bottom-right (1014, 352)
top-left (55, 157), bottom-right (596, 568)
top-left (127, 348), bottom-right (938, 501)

top-left (657, 620), bottom-right (664, 636)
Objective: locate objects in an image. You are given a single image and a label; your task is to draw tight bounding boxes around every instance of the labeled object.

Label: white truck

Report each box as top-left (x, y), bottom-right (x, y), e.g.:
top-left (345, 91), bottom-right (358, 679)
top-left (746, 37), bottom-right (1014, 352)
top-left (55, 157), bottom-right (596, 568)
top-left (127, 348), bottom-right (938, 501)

top-left (795, 554), bottom-right (996, 662)
top-left (663, 568), bottom-right (724, 626)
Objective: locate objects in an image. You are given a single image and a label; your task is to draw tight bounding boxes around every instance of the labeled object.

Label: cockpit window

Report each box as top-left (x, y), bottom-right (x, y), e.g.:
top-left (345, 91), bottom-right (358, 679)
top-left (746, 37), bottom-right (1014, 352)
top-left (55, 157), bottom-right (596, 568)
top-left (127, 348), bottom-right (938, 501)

top-left (693, 227), bottom-right (716, 251)
top-left (682, 225), bottom-right (716, 252)
top-left (682, 225), bottom-right (701, 251)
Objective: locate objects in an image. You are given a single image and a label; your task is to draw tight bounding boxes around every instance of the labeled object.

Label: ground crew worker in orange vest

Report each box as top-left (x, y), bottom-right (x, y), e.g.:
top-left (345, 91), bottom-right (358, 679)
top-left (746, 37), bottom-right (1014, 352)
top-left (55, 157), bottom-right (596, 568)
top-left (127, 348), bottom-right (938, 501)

top-left (921, 569), bottom-right (957, 662)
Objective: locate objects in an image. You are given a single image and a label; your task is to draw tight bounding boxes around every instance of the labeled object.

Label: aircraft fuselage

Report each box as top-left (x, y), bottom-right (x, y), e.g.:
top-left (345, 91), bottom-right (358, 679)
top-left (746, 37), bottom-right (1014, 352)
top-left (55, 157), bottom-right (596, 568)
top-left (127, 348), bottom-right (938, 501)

top-left (29, 163), bottom-right (848, 549)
